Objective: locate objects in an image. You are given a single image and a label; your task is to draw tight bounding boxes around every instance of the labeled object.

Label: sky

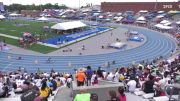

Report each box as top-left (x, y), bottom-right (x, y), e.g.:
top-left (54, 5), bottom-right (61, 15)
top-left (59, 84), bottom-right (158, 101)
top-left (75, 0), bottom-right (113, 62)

top-left (0, 0), bottom-right (178, 8)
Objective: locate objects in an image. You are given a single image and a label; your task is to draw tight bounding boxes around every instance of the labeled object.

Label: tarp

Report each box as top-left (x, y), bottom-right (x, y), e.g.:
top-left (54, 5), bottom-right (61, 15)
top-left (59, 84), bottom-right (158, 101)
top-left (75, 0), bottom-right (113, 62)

top-left (109, 42), bottom-right (126, 49)
top-left (0, 15), bottom-right (5, 19)
top-left (129, 36), bottom-right (144, 42)
top-left (37, 17), bottom-right (48, 21)
top-left (51, 21), bottom-right (87, 30)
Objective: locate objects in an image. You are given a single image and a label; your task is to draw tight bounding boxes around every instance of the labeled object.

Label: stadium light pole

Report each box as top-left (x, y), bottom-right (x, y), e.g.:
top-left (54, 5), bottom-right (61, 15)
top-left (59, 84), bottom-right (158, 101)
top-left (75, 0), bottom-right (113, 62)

top-left (79, 0), bottom-right (80, 9)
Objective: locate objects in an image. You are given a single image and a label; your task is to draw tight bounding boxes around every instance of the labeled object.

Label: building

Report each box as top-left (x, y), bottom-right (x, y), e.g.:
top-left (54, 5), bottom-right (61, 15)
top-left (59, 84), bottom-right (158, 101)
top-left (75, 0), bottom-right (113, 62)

top-left (0, 2), bottom-right (5, 13)
top-left (21, 10), bottom-right (41, 17)
top-left (101, 2), bottom-right (180, 12)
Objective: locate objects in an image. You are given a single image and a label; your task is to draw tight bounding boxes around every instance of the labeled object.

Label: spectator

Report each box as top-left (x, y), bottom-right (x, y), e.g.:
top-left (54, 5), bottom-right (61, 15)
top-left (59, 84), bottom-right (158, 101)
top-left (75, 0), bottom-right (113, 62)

top-left (39, 82), bottom-right (50, 101)
top-left (76, 69), bottom-right (86, 86)
top-left (92, 76), bottom-right (98, 86)
top-left (127, 76), bottom-right (136, 93)
top-left (143, 75), bottom-right (155, 93)
top-left (86, 66), bottom-right (93, 86)
top-left (118, 87), bottom-right (126, 101)
top-left (107, 90), bottom-right (119, 101)
top-left (90, 93), bottom-right (98, 101)
top-left (21, 83), bottom-right (39, 101)
top-left (97, 67), bottom-right (103, 79)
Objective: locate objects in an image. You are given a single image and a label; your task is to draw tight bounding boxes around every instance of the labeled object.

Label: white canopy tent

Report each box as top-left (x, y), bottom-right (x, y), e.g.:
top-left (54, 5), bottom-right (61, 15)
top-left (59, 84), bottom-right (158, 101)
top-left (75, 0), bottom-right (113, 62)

top-left (136, 16), bottom-right (146, 21)
top-left (156, 15), bottom-right (164, 18)
top-left (157, 11), bottom-right (165, 14)
top-left (37, 17), bottom-right (49, 21)
top-left (163, 22), bottom-right (172, 26)
top-left (116, 16), bottom-right (124, 22)
top-left (160, 20), bottom-right (170, 24)
top-left (176, 21), bottom-right (180, 25)
top-left (51, 21), bottom-right (87, 30)
top-left (139, 10), bottom-right (148, 13)
top-left (154, 24), bottom-right (173, 30)
top-left (0, 15), bottom-right (5, 19)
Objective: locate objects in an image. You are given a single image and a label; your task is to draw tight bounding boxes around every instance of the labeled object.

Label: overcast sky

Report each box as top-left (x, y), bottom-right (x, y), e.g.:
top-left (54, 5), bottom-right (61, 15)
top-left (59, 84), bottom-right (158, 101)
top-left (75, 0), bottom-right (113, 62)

top-left (0, 0), bottom-right (178, 8)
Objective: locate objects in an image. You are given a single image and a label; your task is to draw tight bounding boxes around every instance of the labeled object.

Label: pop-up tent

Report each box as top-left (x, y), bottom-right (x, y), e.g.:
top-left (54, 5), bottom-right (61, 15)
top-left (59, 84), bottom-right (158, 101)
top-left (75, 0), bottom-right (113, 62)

top-left (136, 16), bottom-right (146, 24)
top-left (0, 15), bottom-right (5, 19)
top-left (37, 17), bottom-right (49, 21)
top-left (154, 24), bottom-right (173, 30)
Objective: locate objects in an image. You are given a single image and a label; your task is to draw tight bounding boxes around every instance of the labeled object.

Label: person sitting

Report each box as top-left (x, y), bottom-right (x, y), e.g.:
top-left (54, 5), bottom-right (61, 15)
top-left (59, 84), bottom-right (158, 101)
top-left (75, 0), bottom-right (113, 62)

top-left (127, 76), bottom-right (137, 93)
top-left (92, 76), bottom-right (98, 86)
top-left (107, 90), bottom-right (119, 101)
top-left (118, 87), bottom-right (126, 101)
top-left (142, 75), bottom-right (155, 93)
top-left (39, 82), bottom-right (50, 101)
top-left (0, 83), bottom-right (9, 98)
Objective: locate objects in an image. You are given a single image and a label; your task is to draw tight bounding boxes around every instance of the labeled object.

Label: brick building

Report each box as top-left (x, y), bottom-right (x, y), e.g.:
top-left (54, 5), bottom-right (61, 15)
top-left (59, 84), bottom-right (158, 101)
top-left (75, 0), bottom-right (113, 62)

top-left (101, 2), bottom-right (180, 12)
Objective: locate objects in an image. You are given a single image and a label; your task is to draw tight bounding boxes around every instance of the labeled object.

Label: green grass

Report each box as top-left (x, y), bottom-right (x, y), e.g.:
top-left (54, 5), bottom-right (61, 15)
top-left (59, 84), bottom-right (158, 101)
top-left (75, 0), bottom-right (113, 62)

top-left (0, 20), bottom-right (111, 54)
top-left (0, 20), bottom-right (58, 38)
top-left (0, 36), bottom-right (57, 54)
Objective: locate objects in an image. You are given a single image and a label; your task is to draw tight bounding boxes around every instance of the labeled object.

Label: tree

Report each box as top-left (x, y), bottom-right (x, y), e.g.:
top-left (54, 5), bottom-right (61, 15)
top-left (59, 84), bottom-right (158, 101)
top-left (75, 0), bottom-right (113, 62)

top-left (4, 3), bottom-right (68, 12)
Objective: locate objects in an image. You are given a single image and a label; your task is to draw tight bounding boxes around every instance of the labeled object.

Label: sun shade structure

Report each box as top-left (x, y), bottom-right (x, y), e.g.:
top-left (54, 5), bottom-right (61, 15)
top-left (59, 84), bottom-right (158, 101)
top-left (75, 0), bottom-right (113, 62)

top-left (51, 21), bottom-right (87, 30)
top-left (154, 24), bottom-right (173, 30)
top-left (136, 16), bottom-right (146, 21)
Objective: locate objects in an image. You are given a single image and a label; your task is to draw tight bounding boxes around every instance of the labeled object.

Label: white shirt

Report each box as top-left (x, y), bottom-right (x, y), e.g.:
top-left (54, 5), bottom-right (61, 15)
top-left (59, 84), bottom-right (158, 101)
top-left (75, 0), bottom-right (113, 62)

top-left (107, 73), bottom-right (114, 81)
top-left (127, 80), bottom-right (137, 92)
top-left (114, 72), bottom-right (120, 82)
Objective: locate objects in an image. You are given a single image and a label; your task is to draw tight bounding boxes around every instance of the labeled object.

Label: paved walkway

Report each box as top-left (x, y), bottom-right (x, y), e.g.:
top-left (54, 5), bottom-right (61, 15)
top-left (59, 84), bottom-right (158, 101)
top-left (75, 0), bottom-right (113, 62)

top-left (54, 87), bottom-right (72, 101)
top-left (54, 87), bottom-right (149, 101)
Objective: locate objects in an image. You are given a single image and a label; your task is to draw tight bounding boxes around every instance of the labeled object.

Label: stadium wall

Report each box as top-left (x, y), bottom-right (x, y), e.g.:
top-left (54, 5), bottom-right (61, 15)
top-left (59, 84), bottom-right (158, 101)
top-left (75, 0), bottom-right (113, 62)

top-left (101, 2), bottom-right (180, 12)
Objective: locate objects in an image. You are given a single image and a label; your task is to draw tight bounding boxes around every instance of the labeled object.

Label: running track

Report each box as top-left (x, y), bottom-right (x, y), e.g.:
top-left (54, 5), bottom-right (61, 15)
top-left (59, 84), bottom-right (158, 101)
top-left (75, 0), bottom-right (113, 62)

top-left (0, 25), bottom-right (177, 73)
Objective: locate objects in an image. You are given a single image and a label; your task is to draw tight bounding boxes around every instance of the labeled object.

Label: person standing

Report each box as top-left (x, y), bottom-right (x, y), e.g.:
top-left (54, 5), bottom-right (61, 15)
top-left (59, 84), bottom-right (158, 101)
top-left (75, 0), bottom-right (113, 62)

top-left (86, 66), bottom-right (93, 86)
top-left (76, 69), bottom-right (86, 86)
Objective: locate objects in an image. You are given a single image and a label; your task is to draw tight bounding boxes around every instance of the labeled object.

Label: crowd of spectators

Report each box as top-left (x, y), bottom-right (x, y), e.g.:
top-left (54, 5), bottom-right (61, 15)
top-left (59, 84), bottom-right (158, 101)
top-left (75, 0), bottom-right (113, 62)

top-left (0, 53), bottom-right (179, 101)
top-left (73, 54), bottom-right (179, 101)
top-left (0, 68), bottom-right (73, 101)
